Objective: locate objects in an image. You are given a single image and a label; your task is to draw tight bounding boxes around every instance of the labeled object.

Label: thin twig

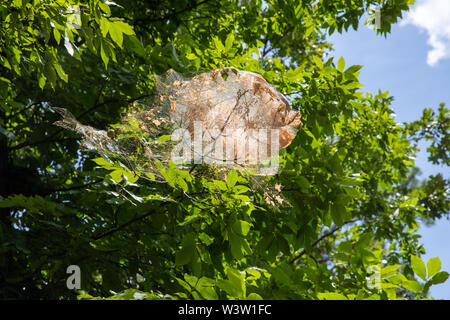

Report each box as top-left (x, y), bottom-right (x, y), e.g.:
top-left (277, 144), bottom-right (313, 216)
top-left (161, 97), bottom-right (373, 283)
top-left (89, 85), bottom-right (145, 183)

top-left (91, 206), bottom-right (166, 241)
top-left (133, 0), bottom-right (212, 24)
top-left (289, 219), bottom-right (356, 264)
top-left (6, 101), bottom-right (42, 120)
top-left (50, 179), bottom-right (104, 193)
top-left (10, 94), bottom-right (154, 151)
top-left (10, 136), bottom-right (76, 150)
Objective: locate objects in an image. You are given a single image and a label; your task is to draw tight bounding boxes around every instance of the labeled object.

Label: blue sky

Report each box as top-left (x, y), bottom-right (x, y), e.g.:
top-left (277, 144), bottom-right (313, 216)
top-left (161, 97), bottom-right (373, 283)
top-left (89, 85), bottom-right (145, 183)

top-left (327, 0), bottom-right (450, 299)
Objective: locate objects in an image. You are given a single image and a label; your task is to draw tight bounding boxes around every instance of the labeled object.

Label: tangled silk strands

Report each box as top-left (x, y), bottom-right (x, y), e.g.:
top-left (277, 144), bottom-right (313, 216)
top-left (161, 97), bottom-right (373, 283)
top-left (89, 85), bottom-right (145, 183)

top-left (54, 67), bottom-right (302, 178)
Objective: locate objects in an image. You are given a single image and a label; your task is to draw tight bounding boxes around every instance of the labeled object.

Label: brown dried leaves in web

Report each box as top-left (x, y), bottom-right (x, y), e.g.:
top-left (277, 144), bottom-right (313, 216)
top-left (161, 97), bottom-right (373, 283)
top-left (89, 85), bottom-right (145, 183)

top-left (54, 67), bottom-right (302, 182)
top-left (162, 67), bottom-right (302, 147)
top-left (155, 67), bottom-right (302, 171)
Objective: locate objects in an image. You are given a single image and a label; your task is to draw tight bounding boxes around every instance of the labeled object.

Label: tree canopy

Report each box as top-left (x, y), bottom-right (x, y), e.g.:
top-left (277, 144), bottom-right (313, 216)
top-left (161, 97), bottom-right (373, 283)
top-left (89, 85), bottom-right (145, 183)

top-left (0, 0), bottom-right (449, 300)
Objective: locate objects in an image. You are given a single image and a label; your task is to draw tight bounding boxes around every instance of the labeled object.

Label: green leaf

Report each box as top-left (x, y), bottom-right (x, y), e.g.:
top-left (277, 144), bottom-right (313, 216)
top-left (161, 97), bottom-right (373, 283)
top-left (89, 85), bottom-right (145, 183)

top-left (386, 272), bottom-right (408, 285)
top-left (196, 277), bottom-right (218, 300)
top-left (341, 82), bottom-right (364, 90)
top-left (233, 185), bottom-right (250, 194)
top-left (198, 232), bottom-right (214, 246)
top-left (175, 277), bottom-right (191, 292)
top-left (176, 176), bottom-right (189, 192)
top-left (344, 65), bottom-right (363, 75)
top-left (427, 257), bottom-right (441, 278)
top-left (226, 170), bottom-right (238, 188)
top-left (428, 271), bottom-right (449, 286)
top-left (216, 279), bottom-right (241, 298)
top-left (0, 76), bottom-right (10, 85)
top-left (380, 283), bottom-right (398, 289)
top-left (99, 2), bottom-right (111, 15)
top-left (190, 249), bottom-right (202, 276)
top-left (381, 265), bottom-right (401, 278)
top-left (246, 269), bottom-right (261, 280)
top-left (108, 289), bottom-right (148, 300)
top-left (45, 64), bottom-right (56, 87)
top-left (246, 293), bottom-right (263, 300)
top-left (100, 40), bottom-right (110, 68)
top-left (285, 67), bottom-right (304, 82)
top-left (363, 294), bottom-right (381, 300)
top-left (126, 35), bottom-right (145, 57)
top-left (225, 33), bottom-right (235, 51)
top-left (226, 268), bottom-right (245, 298)
top-left (186, 53), bottom-right (197, 60)
top-left (53, 28), bottom-right (61, 45)
top-left (330, 200), bottom-right (350, 227)
top-left (312, 55), bottom-right (323, 69)
top-left (159, 166), bottom-right (176, 187)
top-left (232, 220), bottom-right (252, 236)
top-left (109, 23), bottom-right (123, 48)
top-left (216, 268), bottom-right (246, 299)
top-left (92, 157), bottom-right (113, 168)
top-left (114, 21), bottom-right (135, 35)
top-left (12, 0), bottom-right (22, 8)
top-left (123, 170), bottom-right (139, 184)
top-left (402, 280), bottom-right (423, 293)
top-left (99, 17), bottom-right (110, 37)
top-left (53, 62), bottom-right (68, 82)
top-left (317, 292), bottom-right (348, 300)
top-left (184, 274), bottom-right (199, 288)
top-left (213, 36), bottom-right (225, 53)
top-left (229, 232), bottom-right (244, 259)
top-left (212, 179), bottom-right (227, 191)
top-left (175, 234), bottom-right (196, 266)
top-left (296, 176), bottom-right (310, 192)
top-left (337, 56), bottom-right (345, 72)
top-left (109, 170), bottom-right (123, 183)
top-left (411, 255), bottom-right (427, 281)
top-left (38, 74), bottom-right (46, 90)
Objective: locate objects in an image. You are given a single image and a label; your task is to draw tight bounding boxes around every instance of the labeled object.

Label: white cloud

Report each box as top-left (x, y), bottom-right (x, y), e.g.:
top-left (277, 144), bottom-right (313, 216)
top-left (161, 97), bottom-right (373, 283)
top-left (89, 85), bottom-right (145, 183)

top-left (401, 0), bottom-right (450, 66)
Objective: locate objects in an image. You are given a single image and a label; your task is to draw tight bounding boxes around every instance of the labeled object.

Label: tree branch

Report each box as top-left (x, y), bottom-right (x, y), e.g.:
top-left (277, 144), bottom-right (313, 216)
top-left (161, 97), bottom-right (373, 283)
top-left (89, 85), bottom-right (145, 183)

top-left (91, 201), bottom-right (172, 241)
top-left (75, 94), bottom-right (154, 120)
top-left (133, 0), bottom-right (212, 24)
top-left (289, 220), bottom-right (356, 264)
top-left (50, 179), bottom-right (104, 193)
top-left (10, 136), bottom-right (77, 151)
top-left (10, 94), bottom-right (154, 151)
top-left (6, 101), bottom-right (42, 120)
